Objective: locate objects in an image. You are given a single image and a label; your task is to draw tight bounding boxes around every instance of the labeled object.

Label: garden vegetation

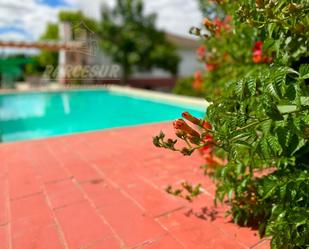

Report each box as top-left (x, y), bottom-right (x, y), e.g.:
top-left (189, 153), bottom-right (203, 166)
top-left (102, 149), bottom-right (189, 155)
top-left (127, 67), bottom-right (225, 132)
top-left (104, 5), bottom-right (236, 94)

top-left (154, 0), bottom-right (309, 248)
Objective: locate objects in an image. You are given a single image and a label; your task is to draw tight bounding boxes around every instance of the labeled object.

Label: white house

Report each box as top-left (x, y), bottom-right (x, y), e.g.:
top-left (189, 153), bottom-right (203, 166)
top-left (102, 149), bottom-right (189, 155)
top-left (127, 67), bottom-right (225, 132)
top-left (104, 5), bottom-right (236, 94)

top-left (59, 22), bottom-right (199, 90)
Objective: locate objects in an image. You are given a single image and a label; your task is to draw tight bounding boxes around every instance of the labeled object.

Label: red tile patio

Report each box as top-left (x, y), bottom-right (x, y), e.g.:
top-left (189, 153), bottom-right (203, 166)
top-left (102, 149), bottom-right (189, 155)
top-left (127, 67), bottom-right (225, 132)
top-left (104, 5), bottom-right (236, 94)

top-left (0, 122), bottom-right (270, 249)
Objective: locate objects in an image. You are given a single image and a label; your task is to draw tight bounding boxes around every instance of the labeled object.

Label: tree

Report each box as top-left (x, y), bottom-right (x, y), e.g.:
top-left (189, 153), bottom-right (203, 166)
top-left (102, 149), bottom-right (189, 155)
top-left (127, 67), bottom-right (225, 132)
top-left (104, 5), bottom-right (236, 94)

top-left (58, 10), bottom-right (99, 35)
top-left (38, 23), bottom-right (59, 72)
top-left (24, 23), bottom-right (60, 77)
top-left (26, 11), bottom-right (98, 77)
top-left (99, 0), bottom-right (180, 83)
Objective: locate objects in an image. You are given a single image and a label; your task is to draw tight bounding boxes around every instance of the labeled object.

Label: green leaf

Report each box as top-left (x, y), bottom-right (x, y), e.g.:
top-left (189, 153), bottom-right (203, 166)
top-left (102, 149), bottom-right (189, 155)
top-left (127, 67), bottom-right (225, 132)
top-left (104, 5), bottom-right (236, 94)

top-left (261, 119), bottom-right (273, 135)
top-left (277, 105), bottom-right (297, 113)
top-left (263, 38), bottom-right (275, 50)
top-left (299, 64), bottom-right (309, 79)
top-left (285, 84), bottom-right (296, 101)
top-left (266, 83), bottom-right (281, 100)
top-left (266, 104), bottom-right (284, 121)
top-left (268, 23), bottom-right (276, 37)
top-left (247, 77), bottom-right (256, 96)
top-left (274, 40), bottom-right (281, 57)
top-left (235, 79), bottom-right (246, 100)
top-left (261, 178), bottom-right (278, 200)
top-left (286, 133), bottom-right (299, 155)
top-left (267, 135), bottom-right (281, 155)
top-left (234, 140), bottom-right (252, 149)
top-left (260, 138), bottom-right (271, 158)
top-left (276, 126), bottom-right (288, 151)
top-left (301, 97), bottom-right (309, 106)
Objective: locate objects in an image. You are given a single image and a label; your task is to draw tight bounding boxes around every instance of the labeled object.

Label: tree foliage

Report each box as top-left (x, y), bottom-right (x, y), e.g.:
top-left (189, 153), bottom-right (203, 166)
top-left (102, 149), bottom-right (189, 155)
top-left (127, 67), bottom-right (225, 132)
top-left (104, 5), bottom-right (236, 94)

top-left (154, 1), bottom-right (309, 248)
top-left (58, 10), bottom-right (99, 35)
top-left (25, 23), bottom-right (60, 76)
top-left (26, 11), bottom-right (97, 76)
top-left (99, 0), bottom-right (180, 83)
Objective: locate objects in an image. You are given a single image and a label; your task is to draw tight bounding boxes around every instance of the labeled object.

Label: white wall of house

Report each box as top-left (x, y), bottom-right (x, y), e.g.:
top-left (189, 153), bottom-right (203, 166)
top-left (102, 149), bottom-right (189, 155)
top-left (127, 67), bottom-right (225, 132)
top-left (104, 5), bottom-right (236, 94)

top-left (177, 48), bottom-right (200, 77)
top-left (90, 46), bottom-right (198, 78)
top-left (60, 22), bottom-right (199, 79)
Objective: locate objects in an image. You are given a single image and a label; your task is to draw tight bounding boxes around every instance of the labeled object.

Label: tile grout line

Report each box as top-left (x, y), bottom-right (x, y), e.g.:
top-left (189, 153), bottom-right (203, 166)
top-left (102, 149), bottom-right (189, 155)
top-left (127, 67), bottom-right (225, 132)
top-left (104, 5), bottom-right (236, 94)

top-left (6, 166), bottom-right (12, 249)
top-left (30, 142), bottom-right (70, 249)
top-left (73, 142), bottom-right (173, 248)
top-left (81, 135), bottom-right (196, 249)
top-left (79, 138), bottom-right (150, 213)
top-left (72, 176), bottom-right (127, 249)
top-left (62, 141), bottom-right (128, 248)
top-left (250, 238), bottom-right (271, 248)
top-left (85, 153), bottom-right (190, 249)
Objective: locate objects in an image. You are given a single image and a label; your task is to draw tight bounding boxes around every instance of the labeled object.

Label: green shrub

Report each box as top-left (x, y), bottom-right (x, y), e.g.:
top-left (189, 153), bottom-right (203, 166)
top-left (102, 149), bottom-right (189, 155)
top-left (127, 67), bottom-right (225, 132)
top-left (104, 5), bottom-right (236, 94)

top-left (173, 0), bottom-right (270, 99)
top-left (154, 1), bottom-right (309, 248)
top-left (173, 76), bottom-right (206, 97)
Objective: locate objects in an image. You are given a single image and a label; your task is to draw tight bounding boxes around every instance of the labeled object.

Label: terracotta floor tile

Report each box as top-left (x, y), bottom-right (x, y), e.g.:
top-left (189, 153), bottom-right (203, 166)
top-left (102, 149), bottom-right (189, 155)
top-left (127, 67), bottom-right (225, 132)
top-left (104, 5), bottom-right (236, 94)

top-left (143, 235), bottom-right (186, 249)
top-left (81, 179), bottom-right (128, 208)
top-left (45, 179), bottom-right (85, 209)
top-left (0, 225), bottom-right (9, 249)
top-left (55, 201), bottom-right (112, 248)
top-left (61, 157), bottom-right (101, 183)
top-left (98, 199), bottom-right (166, 247)
top-left (123, 177), bottom-right (185, 217)
top-left (12, 224), bottom-right (65, 249)
top-left (0, 178), bottom-right (9, 225)
top-left (170, 226), bottom-right (245, 249)
top-left (85, 237), bottom-right (122, 249)
top-left (10, 194), bottom-right (52, 222)
top-left (33, 159), bottom-right (71, 184)
top-left (8, 163), bottom-right (42, 200)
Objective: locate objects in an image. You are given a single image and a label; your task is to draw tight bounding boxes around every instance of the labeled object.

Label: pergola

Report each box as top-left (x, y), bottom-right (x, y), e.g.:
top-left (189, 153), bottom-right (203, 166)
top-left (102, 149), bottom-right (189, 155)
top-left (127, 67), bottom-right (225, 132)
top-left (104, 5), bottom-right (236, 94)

top-left (0, 39), bottom-right (86, 84)
top-left (0, 40), bottom-right (83, 51)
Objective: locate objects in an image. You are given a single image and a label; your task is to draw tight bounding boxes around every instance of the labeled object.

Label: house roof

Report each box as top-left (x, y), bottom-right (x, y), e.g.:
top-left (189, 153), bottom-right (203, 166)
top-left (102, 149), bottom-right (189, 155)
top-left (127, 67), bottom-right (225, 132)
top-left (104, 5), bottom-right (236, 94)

top-left (166, 33), bottom-right (199, 49)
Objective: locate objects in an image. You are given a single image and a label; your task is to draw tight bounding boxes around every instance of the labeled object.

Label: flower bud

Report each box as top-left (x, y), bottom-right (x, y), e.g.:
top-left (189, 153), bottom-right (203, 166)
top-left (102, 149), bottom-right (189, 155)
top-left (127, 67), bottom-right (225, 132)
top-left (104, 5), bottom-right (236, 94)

top-left (182, 112), bottom-right (202, 126)
top-left (196, 45), bottom-right (206, 59)
top-left (288, 3), bottom-right (299, 12)
top-left (202, 121), bottom-right (212, 130)
top-left (173, 119), bottom-right (200, 138)
top-left (203, 18), bottom-right (215, 29)
top-left (189, 27), bottom-right (201, 36)
top-left (188, 135), bottom-right (201, 145)
top-left (175, 129), bottom-right (186, 138)
top-left (181, 147), bottom-right (193, 156)
top-left (255, 0), bottom-right (264, 8)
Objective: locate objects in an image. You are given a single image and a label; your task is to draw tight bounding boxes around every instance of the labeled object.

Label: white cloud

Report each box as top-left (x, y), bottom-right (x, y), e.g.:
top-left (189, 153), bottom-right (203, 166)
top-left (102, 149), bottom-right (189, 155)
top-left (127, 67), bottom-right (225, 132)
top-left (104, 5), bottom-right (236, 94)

top-left (0, 31), bottom-right (25, 41)
top-left (0, 0), bottom-right (74, 54)
top-left (144, 0), bottom-right (203, 37)
top-left (0, 0), bottom-right (71, 41)
top-left (0, 31), bottom-right (39, 54)
top-left (0, 0), bottom-right (202, 44)
top-left (66, 0), bottom-right (203, 38)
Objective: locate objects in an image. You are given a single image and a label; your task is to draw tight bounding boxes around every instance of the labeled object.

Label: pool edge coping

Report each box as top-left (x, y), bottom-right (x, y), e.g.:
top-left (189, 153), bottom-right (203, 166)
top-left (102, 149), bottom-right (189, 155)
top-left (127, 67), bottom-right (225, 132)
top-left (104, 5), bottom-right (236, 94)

top-left (0, 85), bottom-right (210, 110)
top-left (107, 85), bottom-right (209, 110)
top-left (0, 120), bottom-right (172, 145)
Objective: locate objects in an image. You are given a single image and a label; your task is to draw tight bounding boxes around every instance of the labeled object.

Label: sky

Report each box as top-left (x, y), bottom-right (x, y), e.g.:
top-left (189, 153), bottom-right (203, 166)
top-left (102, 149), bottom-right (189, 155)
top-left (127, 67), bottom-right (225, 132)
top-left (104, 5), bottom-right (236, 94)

top-left (0, 0), bottom-right (203, 45)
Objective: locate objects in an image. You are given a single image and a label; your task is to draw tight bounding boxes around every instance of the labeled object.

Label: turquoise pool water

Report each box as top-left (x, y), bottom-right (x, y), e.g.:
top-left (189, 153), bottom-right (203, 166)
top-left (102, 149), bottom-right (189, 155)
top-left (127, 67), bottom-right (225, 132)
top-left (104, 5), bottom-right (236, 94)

top-left (0, 89), bottom-right (205, 142)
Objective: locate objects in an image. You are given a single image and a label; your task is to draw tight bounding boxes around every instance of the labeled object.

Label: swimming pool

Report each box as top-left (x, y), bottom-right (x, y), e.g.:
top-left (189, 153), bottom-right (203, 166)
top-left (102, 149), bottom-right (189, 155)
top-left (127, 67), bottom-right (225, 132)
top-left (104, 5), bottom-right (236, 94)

top-left (0, 89), bottom-right (205, 142)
